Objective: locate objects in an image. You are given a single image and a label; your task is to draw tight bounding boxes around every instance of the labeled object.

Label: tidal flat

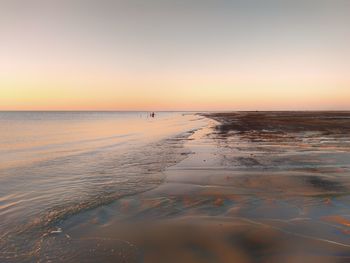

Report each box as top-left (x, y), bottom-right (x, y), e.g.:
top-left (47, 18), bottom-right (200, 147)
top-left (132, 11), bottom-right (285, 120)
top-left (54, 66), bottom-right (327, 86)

top-left (2, 112), bottom-right (350, 262)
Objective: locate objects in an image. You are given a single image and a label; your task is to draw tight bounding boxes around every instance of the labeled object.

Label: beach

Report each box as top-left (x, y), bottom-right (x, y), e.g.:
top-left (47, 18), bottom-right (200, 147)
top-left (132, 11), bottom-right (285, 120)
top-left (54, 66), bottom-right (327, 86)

top-left (1, 112), bottom-right (350, 262)
top-left (2, 0), bottom-right (350, 261)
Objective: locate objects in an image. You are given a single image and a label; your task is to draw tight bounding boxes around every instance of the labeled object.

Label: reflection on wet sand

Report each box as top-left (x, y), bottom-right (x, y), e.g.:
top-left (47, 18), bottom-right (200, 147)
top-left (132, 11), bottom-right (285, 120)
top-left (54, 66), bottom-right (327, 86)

top-left (38, 112), bottom-right (350, 262)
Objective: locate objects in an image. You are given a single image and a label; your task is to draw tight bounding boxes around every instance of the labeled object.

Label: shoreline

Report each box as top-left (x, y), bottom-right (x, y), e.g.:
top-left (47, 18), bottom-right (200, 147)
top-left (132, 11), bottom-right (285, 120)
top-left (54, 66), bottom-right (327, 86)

top-left (0, 112), bottom-right (208, 263)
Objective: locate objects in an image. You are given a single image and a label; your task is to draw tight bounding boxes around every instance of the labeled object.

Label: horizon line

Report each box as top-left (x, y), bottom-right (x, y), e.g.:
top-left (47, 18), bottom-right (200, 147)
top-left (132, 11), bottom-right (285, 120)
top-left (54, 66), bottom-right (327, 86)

top-left (1, 109), bottom-right (350, 113)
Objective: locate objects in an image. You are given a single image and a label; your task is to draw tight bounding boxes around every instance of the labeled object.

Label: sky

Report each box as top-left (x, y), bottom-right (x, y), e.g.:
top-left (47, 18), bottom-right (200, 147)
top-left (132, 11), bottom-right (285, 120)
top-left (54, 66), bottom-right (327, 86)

top-left (1, 0), bottom-right (349, 111)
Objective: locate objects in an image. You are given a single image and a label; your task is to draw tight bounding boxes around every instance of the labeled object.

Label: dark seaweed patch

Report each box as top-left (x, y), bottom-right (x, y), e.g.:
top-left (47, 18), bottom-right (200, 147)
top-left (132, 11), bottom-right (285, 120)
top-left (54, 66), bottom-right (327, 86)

top-left (236, 157), bottom-right (261, 166)
top-left (301, 175), bottom-right (345, 192)
top-left (206, 111), bottom-right (350, 136)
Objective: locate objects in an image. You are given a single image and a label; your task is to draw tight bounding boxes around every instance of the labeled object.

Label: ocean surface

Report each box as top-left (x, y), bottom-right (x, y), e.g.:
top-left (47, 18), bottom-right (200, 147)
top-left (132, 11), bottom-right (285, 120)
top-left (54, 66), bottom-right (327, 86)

top-left (0, 111), bottom-right (207, 262)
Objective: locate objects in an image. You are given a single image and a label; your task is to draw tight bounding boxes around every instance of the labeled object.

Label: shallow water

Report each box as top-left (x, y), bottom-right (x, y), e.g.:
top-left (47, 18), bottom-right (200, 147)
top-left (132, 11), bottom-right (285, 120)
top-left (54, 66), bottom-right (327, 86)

top-left (0, 111), bottom-right (207, 262)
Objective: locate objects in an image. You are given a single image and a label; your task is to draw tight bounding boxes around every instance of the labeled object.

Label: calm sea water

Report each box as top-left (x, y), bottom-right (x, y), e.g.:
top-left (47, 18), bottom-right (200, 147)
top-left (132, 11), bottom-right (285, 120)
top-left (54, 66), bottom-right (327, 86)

top-left (0, 111), bottom-right (207, 261)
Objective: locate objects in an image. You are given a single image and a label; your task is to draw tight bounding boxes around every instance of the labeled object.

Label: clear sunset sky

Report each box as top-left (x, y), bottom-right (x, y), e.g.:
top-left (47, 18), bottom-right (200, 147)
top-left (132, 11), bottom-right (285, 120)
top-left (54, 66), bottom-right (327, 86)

top-left (1, 0), bottom-right (349, 111)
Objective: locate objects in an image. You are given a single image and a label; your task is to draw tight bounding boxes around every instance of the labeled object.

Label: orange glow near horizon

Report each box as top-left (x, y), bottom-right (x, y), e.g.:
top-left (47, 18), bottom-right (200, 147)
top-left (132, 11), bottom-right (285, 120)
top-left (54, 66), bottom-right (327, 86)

top-left (1, 62), bottom-right (350, 111)
top-left (1, 76), bottom-right (349, 111)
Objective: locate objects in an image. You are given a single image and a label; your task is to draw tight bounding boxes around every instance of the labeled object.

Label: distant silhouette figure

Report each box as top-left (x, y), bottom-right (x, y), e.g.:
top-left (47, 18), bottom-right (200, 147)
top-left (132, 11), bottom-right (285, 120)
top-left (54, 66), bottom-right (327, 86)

top-left (151, 112), bottom-right (155, 118)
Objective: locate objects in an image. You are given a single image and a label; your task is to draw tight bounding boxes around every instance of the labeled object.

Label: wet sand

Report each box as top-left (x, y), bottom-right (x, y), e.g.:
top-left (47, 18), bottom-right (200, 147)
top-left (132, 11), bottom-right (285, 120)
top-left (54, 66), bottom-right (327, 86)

top-left (34, 112), bottom-right (350, 262)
